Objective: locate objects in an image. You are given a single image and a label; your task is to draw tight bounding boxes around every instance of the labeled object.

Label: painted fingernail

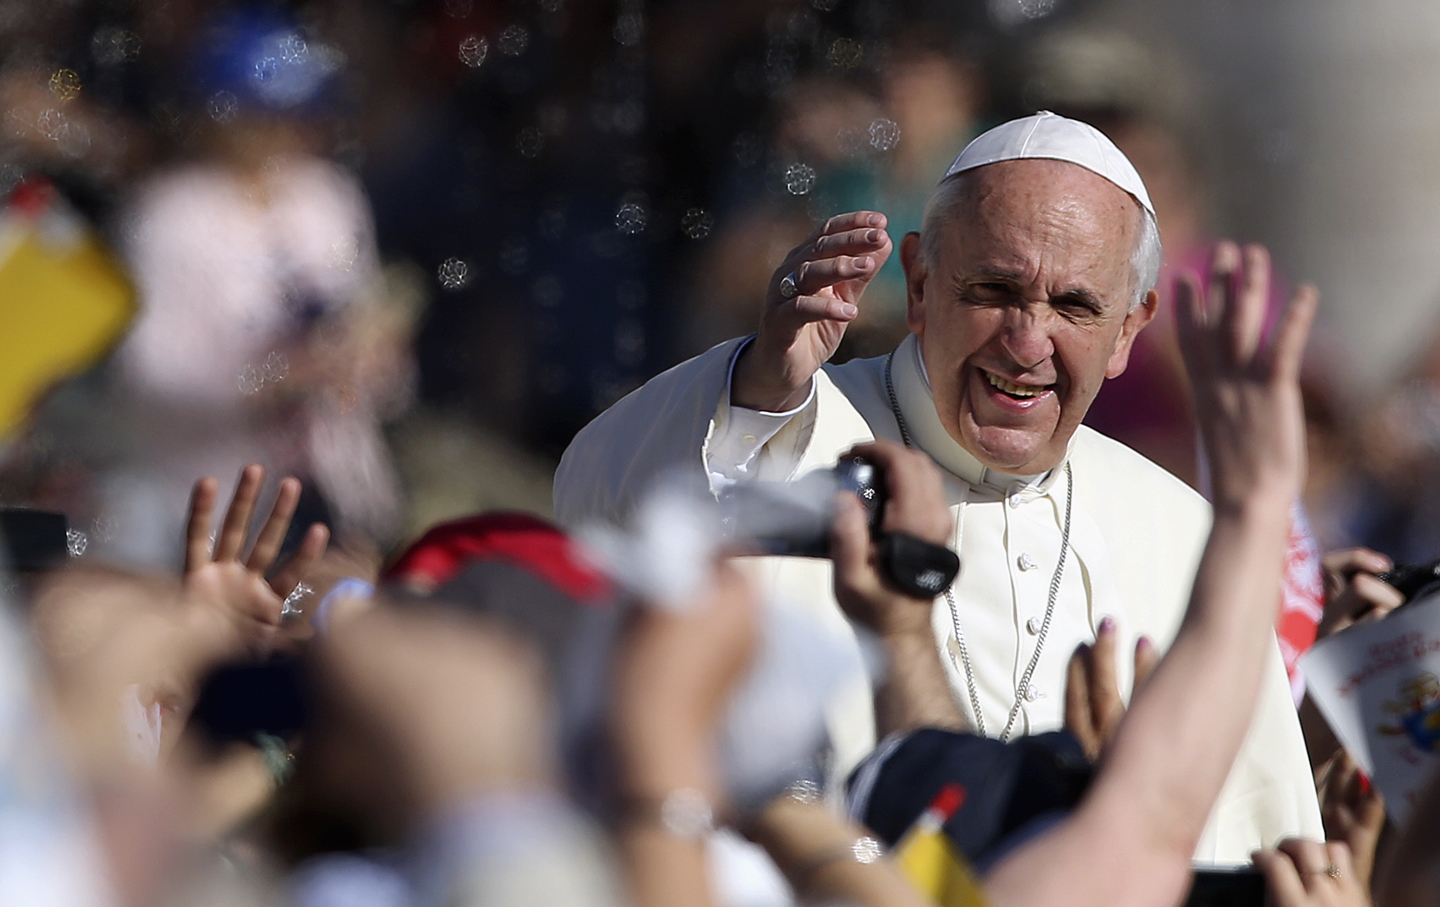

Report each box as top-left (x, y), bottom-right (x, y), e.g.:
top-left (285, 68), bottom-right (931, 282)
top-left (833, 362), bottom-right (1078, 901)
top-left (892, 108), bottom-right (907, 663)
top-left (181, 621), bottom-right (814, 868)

top-left (1136, 635), bottom-right (1153, 654)
top-left (1099, 615), bottom-right (1115, 634)
top-left (839, 303), bottom-right (858, 318)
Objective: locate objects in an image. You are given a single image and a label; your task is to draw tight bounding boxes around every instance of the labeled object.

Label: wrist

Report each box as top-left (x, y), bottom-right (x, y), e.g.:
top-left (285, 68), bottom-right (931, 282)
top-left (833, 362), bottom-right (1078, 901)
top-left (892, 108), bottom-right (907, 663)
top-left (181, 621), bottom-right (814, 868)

top-left (732, 340), bottom-right (809, 412)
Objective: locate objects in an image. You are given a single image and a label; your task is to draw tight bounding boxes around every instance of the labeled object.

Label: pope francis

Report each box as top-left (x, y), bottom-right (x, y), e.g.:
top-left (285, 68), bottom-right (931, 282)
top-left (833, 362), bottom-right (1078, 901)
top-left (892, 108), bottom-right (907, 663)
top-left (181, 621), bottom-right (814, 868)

top-left (554, 112), bottom-right (1322, 862)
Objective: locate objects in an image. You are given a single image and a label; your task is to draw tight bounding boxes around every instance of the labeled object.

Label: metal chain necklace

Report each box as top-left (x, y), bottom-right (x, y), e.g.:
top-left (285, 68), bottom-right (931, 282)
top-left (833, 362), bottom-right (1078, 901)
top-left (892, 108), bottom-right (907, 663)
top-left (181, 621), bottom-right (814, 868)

top-left (883, 351), bottom-right (1074, 742)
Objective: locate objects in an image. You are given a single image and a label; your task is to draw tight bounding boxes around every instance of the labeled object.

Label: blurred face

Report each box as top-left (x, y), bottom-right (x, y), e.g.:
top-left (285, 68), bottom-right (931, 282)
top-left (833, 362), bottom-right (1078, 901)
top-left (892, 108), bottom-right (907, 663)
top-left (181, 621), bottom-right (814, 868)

top-left (901, 160), bottom-right (1157, 475)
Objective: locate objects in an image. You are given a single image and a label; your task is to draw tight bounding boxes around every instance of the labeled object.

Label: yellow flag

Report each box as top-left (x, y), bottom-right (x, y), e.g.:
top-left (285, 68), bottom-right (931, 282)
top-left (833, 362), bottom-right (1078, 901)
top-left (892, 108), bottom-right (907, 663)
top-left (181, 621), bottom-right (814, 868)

top-left (0, 178), bottom-right (135, 439)
top-left (894, 783), bottom-right (989, 907)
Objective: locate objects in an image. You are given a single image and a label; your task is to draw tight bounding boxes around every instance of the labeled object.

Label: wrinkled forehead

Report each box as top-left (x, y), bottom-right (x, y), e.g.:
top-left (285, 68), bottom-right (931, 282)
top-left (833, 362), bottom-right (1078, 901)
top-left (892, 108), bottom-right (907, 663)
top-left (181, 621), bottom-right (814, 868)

top-left (930, 159), bottom-right (1144, 270)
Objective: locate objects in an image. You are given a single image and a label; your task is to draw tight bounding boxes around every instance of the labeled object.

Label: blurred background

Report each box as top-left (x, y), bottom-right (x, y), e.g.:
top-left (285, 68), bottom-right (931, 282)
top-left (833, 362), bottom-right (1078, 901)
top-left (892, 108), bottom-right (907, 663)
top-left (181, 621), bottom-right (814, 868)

top-left (4, 0), bottom-right (1440, 567)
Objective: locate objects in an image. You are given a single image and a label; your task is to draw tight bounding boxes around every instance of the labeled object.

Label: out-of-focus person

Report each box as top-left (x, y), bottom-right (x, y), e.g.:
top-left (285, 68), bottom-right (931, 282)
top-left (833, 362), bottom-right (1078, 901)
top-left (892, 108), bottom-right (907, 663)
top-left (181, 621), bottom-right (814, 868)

top-left (101, 6), bottom-right (412, 568)
top-left (555, 112), bottom-right (1323, 862)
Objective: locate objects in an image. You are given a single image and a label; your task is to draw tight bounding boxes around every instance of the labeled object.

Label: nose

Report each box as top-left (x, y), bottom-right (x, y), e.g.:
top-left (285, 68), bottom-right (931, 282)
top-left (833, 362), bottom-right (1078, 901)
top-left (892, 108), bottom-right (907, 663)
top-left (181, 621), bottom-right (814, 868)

top-left (999, 306), bottom-right (1055, 371)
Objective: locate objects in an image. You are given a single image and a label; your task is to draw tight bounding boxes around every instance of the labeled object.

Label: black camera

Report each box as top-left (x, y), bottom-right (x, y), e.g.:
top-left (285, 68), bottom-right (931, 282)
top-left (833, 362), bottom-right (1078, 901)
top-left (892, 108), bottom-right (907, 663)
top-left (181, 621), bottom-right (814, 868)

top-left (1378, 557), bottom-right (1440, 605)
top-left (716, 456), bottom-right (885, 557)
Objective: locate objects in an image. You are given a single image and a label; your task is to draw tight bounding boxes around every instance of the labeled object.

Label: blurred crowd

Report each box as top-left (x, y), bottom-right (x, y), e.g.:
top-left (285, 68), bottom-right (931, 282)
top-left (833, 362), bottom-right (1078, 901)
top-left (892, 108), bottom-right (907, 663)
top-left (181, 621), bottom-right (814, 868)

top-left (3, 0), bottom-right (1440, 906)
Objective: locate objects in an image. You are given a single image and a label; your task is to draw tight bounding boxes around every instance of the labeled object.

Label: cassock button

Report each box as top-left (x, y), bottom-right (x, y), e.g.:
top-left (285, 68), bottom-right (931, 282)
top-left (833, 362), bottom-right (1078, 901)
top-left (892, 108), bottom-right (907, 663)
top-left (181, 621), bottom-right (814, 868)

top-left (1017, 553), bottom-right (1036, 571)
top-left (741, 434), bottom-right (758, 444)
top-left (1023, 685), bottom-right (1039, 702)
top-left (1026, 617), bottom-right (1041, 635)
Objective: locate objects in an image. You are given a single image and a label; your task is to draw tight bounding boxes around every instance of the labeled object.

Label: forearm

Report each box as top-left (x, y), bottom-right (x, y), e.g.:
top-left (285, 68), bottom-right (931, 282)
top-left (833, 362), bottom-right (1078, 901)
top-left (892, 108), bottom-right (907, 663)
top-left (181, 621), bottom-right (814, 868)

top-left (874, 630), bottom-right (967, 738)
top-left (749, 797), bottom-right (928, 907)
top-left (986, 500), bottom-right (1292, 907)
top-left (614, 736), bottom-right (720, 907)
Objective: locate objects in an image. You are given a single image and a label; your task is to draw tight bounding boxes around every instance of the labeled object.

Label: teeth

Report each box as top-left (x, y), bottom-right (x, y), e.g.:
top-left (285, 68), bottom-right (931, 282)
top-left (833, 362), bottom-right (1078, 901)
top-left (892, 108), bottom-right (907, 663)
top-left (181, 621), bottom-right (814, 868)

top-left (986, 373), bottom-right (1044, 398)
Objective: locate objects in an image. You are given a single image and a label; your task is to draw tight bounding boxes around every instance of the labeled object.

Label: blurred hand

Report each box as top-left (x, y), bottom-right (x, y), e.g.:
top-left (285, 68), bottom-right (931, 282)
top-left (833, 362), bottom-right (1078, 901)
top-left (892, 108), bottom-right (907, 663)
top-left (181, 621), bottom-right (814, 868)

top-left (1064, 618), bottom-right (1159, 761)
top-left (732, 211), bottom-right (893, 411)
top-left (1316, 752), bottom-right (1385, 892)
top-left (1253, 839), bottom-right (1370, 907)
top-left (183, 464), bottom-right (329, 653)
top-left (831, 440), bottom-right (951, 638)
top-left (1174, 242), bottom-right (1317, 515)
top-left (610, 560), bottom-right (759, 799)
top-left (1318, 548), bottom-right (1404, 640)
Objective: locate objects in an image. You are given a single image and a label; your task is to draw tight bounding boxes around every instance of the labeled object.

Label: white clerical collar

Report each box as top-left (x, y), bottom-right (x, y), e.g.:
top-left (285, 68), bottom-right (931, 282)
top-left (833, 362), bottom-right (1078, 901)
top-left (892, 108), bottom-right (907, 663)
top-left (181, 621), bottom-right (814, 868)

top-left (891, 333), bottom-right (1067, 494)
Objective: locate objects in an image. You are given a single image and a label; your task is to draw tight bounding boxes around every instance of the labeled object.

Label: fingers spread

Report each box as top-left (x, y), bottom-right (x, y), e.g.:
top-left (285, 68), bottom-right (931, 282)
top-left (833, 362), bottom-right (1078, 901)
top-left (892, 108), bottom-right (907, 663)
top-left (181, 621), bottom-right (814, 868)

top-left (247, 476), bottom-right (301, 574)
top-left (1065, 644), bottom-right (1099, 759)
top-left (1172, 271), bottom-right (1203, 367)
top-left (821, 211), bottom-right (887, 236)
top-left (1233, 243), bottom-right (1271, 363)
top-left (1268, 283), bottom-right (1319, 383)
top-left (185, 477), bottom-right (219, 573)
top-left (269, 522), bottom-right (330, 598)
top-left (1089, 618), bottom-right (1121, 736)
top-left (814, 226), bottom-right (890, 260)
top-left (1132, 635), bottom-right (1159, 690)
top-left (794, 254), bottom-right (877, 295)
top-left (789, 293), bottom-right (859, 323)
top-left (216, 464), bottom-right (264, 562)
top-left (1206, 240), bottom-right (1241, 345)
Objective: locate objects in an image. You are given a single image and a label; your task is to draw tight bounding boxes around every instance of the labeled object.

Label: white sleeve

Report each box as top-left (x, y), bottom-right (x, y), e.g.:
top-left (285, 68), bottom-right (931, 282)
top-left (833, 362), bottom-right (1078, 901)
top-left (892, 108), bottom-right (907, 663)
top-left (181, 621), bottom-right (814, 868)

top-left (705, 339), bottom-right (815, 490)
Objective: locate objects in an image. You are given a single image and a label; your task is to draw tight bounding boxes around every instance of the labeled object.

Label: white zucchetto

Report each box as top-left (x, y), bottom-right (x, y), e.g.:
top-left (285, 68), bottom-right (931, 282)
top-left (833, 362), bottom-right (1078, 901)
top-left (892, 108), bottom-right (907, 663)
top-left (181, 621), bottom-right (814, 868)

top-left (941, 110), bottom-right (1155, 217)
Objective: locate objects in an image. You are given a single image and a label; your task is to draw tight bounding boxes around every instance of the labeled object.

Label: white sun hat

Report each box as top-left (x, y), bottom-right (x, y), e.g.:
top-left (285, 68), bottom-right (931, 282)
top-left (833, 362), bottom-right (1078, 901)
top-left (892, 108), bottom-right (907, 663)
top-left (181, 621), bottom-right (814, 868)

top-left (940, 110), bottom-right (1154, 217)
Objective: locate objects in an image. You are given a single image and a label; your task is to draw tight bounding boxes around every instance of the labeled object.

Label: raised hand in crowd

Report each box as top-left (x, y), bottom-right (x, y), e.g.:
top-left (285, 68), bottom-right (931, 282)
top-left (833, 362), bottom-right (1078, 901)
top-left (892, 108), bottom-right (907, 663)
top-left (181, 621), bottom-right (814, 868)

top-left (830, 439), bottom-right (966, 738)
top-left (182, 464), bottom-right (329, 652)
top-left (1314, 751), bottom-right (1385, 893)
top-left (1302, 548), bottom-right (1406, 769)
top-left (1318, 548), bottom-right (1405, 640)
top-left (980, 241), bottom-right (1317, 907)
top-left (731, 211), bottom-right (892, 411)
top-left (1253, 838), bottom-right (1371, 907)
top-left (1063, 618), bottom-right (1158, 762)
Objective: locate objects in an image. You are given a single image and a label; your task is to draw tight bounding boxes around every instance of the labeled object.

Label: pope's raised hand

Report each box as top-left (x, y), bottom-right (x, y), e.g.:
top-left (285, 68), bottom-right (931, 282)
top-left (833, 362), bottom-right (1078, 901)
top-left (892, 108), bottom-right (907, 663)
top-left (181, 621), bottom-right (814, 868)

top-left (732, 211), bottom-right (893, 412)
top-left (1175, 242), bottom-right (1318, 515)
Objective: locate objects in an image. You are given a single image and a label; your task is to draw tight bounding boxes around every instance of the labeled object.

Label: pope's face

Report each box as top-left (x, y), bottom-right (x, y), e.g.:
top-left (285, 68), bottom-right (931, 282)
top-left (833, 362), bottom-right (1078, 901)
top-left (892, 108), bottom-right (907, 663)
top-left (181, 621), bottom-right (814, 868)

top-left (901, 159), bottom-right (1157, 475)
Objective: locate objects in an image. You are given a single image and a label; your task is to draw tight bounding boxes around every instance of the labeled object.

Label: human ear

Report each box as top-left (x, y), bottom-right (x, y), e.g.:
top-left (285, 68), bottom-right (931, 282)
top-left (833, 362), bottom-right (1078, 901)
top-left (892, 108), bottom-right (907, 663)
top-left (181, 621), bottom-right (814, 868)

top-left (1105, 287), bottom-right (1159, 379)
top-left (900, 232), bottom-right (927, 335)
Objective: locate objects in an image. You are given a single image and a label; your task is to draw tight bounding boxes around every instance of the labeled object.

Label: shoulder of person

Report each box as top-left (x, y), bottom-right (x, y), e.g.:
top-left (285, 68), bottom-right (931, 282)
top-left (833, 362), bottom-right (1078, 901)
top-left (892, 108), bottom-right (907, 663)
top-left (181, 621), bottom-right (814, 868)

top-left (553, 337), bottom-right (747, 526)
top-left (1069, 425), bottom-right (1211, 532)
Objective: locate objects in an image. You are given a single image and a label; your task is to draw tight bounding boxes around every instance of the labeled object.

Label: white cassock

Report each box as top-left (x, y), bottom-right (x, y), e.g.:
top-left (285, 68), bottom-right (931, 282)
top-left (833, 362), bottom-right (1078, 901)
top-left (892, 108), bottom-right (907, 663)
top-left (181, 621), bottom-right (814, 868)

top-left (555, 333), bottom-right (1323, 864)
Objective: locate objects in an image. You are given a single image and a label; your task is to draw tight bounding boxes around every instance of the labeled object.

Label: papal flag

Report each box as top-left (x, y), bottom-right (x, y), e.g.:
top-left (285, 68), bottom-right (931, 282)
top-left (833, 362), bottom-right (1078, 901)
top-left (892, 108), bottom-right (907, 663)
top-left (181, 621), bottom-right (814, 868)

top-left (0, 176), bottom-right (134, 440)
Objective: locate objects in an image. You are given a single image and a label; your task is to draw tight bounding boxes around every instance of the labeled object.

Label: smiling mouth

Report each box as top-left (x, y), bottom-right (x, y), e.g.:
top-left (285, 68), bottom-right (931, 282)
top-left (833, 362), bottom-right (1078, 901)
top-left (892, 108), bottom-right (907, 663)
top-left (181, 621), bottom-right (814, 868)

top-left (984, 372), bottom-right (1052, 399)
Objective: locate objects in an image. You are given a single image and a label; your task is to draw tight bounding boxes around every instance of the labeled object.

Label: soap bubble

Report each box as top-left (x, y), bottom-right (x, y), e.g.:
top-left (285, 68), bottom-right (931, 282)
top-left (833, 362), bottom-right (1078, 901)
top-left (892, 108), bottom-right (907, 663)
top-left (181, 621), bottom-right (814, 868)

top-left (459, 35), bottom-right (489, 68)
top-left (868, 118), bottom-right (901, 152)
top-left (262, 351), bottom-right (290, 383)
top-left (48, 69), bottom-right (81, 102)
top-left (438, 257), bottom-right (471, 290)
top-left (66, 530), bottom-right (88, 558)
top-left (91, 516), bottom-right (118, 544)
top-left (91, 27), bottom-right (142, 65)
top-left (238, 365), bottom-right (264, 395)
top-left (207, 91), bottom-right (239, 123)
top-left (515, 126), bottom-right (544, 158)
top-left (784, 163), bottom-right (817, 195)
top-left (681, 207), bottom-right (714, 239)
top-left (498, 25), bottom-right (530, 56)
top-left (616, 201), bottom-right (647, 235)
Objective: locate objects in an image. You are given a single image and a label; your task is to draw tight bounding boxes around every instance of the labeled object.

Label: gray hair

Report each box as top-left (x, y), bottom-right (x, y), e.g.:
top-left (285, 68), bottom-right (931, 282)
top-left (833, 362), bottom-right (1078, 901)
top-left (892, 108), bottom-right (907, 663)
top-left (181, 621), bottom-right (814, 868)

top-left (919, 172), bottom-right (1162, 310)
